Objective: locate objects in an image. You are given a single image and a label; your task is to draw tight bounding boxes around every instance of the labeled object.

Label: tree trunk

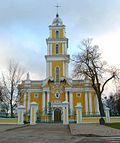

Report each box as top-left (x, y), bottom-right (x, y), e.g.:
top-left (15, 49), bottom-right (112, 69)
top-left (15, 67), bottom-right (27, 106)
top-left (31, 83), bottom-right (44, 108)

top-left (98, 96), bottom-right (105, 117)
top-left (10, 100), bottom-right (13, 117)
top-left (97, 94), bottom-right (105, 124)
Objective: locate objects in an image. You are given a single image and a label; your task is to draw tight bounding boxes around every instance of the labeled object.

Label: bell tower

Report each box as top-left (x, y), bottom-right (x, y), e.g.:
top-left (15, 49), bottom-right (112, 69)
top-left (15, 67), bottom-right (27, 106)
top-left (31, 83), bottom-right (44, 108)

top-left (45, 13), bottom-right (70, 82)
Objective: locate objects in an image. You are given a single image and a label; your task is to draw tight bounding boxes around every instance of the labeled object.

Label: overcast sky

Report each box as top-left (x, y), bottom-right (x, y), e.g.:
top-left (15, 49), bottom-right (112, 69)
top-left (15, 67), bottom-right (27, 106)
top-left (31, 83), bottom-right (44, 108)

top-left (0, 0), bottom-right (120, 93)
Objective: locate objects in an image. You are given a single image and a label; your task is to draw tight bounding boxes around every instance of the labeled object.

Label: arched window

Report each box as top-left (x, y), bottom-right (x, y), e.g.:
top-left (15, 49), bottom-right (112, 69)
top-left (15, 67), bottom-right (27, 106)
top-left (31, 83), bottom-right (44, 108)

top-left (56, 67), bottom-right (59, 82)
top-left (56, 44), bottom-right (59, 54)
top-left (56, 30), bottom-right (59, 38)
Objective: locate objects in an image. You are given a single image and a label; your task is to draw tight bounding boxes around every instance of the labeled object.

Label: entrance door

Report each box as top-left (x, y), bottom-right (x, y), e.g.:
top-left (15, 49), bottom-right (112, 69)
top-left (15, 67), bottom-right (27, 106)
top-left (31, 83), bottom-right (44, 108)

top-left (54, 108), bottom-right (61, 122)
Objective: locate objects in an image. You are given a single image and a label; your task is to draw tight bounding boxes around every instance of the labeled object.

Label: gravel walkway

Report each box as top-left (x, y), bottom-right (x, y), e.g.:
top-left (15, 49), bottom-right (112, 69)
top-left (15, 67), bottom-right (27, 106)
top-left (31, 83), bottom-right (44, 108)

top-left (69, 123), bottom-right (120, 137)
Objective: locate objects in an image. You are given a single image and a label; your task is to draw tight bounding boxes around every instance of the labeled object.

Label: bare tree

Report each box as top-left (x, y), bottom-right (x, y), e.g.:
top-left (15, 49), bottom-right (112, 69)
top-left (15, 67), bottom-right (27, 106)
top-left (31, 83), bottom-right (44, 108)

top-left (72, 38), bottom-right (118, 124)
top-left (2, 60), bottom-right (25, 117)
top-left (0, 83), bottom-right (9, 113)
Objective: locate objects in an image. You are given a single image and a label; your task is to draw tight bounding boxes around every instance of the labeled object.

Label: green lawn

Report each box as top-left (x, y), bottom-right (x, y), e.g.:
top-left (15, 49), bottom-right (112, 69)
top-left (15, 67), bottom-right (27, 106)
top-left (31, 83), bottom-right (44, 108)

top-left (105, 123), bottom-right (120, 130)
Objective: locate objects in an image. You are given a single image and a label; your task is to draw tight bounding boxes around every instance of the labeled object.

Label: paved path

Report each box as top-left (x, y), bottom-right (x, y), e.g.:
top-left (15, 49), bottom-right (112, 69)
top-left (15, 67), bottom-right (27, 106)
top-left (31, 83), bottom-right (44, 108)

top-left (69, 123), bottom-right (120, 137)
top-left (0, 124), bottom-right (76, 143)
top-left (0, 123), bottom-right (120, 143)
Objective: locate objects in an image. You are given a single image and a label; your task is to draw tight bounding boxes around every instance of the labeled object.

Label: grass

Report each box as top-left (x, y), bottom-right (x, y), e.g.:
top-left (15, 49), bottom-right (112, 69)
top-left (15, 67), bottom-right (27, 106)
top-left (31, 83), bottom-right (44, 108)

top-left (105, 123), bottom-right (120, 130)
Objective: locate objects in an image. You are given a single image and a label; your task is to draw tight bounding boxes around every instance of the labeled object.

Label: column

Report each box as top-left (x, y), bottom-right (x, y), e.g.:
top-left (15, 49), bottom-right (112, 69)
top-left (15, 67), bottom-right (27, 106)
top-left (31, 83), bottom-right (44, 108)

top-left (18, 105), bottom-right (25, 125)
top-left (42, 92), bottom-right (45, 114)
top-left (62, 101), bottom-right (69, 125)
top-left (63, 62), bottom-right (65, 76)
top-left (65, 92), bottom-right (68, 101)
top-left (85, 92), bottom-right (88, 115)
top-left (24, 92), bottom-right (26, 111)
top-left (50, 62), bottom-right (52, 77)
top-left (65, 43), bottom-right (67, 54)
top-left (28, 91), bottom-right (30, 113)
top-left (46, 62), bottom-right (48, 77)
top-left (89, 92), bottom-right (92, 115)
top-left (95, 94), bottom-right (100, 115)
top-left (62, 43), bottom-right (64, 55)
top-left (66, 63), bottom-right (68, 77)
top-left (76, 103), bottom-right (82, 124)
top-left (50, 44), bottom-right (52, 55)
top-left (70, 92), bottom-right (73, 114)
top-left (30, 102), bottom-right (38, 125)
top-left (47, 92), bottom-right (50, 113)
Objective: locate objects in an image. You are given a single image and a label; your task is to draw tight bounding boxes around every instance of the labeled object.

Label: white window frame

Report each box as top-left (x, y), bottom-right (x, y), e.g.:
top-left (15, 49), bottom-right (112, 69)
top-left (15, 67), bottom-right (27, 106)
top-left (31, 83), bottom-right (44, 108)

top-left (34, 93), bottom-right (38, 98)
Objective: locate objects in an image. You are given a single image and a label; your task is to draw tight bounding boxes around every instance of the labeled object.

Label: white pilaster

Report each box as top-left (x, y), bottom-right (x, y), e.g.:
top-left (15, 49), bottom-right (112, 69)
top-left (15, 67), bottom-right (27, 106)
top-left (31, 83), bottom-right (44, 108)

top-left (89, 93), bottom-right (92, 115)
top-left (65, 43), bottom-right (67, 54)
top-left (76, 103), bottom-right (82, 124)
top-left (85, 92), bottom-right (88, 115)
top-left (62, 101), bottom-right (69, 125)
top-left (42, 92), bottom-right (45, 113)
top-left (28, 91), bottom-right (30, 113)
top-left (63, 62), bottom-right (65, 76)
top-left (70, 92), bottom-right (73, 114)
top-left (50, 62), bottom-right (52, 77)
top-left (105, 107), bottom-right (110, 123)
top-left (30, 102), bottom-right (38, 125)
top-left (65, 92), bottom-right (68, 101)
top-left (24, 92), bottom-right (26, 110)
top-left (50, 44), bottom-right (52, 55)
top-left (62, 44), bottom-right (64, 55)
top-left (66, 63), bottom-right (68, 77)
top-left (47, 92), bottom-right (50, 113)
top-left (95, 94), bottom-right (100, 114)
top-left (46, 62), bottom-right (50, 77)
top-left (52, 110), bottom-right (54, 121)
top-left (18, 105), bottom-right (25, 125)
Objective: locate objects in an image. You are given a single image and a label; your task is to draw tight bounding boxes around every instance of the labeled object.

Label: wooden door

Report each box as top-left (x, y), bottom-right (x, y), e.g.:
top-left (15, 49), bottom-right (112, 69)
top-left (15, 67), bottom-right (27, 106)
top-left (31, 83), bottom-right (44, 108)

top-left (54, 108), bottom-right (61, 122)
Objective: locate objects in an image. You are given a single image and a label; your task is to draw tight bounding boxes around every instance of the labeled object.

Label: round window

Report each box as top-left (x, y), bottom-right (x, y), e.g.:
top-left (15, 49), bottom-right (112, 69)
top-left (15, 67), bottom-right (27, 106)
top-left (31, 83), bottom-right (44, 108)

top-left (55, 92), bottom-right (60, 99)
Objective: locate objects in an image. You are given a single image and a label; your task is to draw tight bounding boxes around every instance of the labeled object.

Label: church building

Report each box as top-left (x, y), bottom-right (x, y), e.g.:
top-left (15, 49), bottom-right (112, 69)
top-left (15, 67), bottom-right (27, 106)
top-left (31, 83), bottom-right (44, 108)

top-left (18, 12), bottom-right (99, 122)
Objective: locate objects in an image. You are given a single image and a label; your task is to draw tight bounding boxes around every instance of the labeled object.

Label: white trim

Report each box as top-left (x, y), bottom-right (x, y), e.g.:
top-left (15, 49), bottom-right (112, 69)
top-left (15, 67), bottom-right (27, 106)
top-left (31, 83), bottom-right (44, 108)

top-left (89, 93), bottom-right (92, 115)
top-left (72, 87), bottom-right (94, 92)
top-left (49, 26), bottom-right (65, 30)
top-left (47, 40), bottom-right (68, 44)
top-left (45, 55), bottom-right (70, 62)
top-left (85, 92), bottom-right (88, 115)
top-left (27, 89), bottom-right (43, 92)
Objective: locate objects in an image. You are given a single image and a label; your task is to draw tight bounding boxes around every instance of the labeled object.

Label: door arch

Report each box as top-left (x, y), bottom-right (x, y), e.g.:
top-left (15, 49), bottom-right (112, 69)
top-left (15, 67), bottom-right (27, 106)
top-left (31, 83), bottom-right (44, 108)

top-left (54, 108), bottom-right (61, 122)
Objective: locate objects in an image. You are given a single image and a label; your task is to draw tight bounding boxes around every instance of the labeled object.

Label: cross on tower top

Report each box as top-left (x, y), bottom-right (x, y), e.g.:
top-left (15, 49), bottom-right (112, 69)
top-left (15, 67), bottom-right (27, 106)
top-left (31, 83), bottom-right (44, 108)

top-left (55, 4), bottom-right (61, 16)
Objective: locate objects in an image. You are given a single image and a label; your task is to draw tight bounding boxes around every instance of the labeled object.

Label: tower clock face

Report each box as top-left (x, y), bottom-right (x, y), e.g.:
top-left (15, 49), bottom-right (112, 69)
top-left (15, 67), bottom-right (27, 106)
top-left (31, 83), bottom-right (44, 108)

top-left (55, 92), bottom-right (60, 99)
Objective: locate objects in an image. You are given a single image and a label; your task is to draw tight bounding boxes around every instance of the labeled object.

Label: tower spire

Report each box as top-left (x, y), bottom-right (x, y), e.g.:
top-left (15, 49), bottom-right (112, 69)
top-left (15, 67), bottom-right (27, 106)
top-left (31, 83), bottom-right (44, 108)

top-left (55, 4), bottom-right (61, 17)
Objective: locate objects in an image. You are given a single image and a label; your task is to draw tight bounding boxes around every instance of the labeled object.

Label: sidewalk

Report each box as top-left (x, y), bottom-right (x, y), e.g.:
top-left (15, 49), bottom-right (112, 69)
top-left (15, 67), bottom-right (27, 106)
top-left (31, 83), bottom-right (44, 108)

top-left (69, 123), bottom-right (120, 137)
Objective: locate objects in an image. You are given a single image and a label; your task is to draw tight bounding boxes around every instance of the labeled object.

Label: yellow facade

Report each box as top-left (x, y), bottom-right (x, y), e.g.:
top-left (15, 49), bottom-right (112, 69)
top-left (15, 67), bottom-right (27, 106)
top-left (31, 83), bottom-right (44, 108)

top-left (18, 13), bottom-right (98, 122)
